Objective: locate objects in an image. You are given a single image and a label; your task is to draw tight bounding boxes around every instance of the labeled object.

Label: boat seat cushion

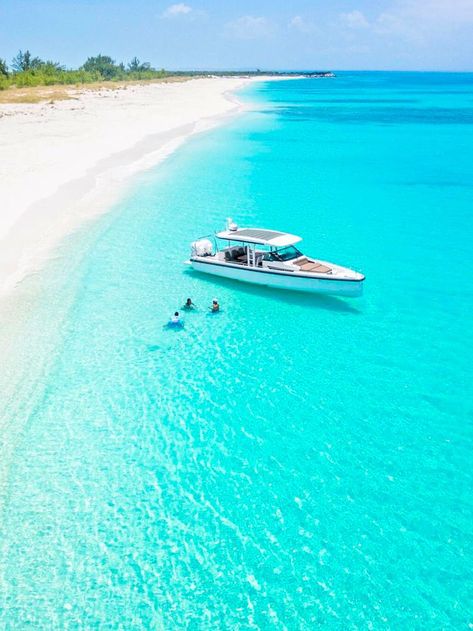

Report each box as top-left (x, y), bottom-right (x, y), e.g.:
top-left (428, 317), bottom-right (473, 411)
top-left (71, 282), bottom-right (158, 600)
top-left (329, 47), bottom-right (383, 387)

top-left (300, 262), bottom-right (332, 274)
top-left (225, 247), bottom-right (245, 261)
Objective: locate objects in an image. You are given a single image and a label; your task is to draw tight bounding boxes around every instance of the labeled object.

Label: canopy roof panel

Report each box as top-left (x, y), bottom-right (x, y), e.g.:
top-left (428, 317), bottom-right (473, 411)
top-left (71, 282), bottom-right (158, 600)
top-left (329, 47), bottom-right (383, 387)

top-left (216, 228), bottom-right (302, 247)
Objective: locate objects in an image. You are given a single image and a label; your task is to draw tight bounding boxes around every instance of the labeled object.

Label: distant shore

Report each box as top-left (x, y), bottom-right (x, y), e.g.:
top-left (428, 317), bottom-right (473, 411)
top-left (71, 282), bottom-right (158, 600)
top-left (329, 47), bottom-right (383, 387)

top-left (0, 76), bottom-right (282, 297)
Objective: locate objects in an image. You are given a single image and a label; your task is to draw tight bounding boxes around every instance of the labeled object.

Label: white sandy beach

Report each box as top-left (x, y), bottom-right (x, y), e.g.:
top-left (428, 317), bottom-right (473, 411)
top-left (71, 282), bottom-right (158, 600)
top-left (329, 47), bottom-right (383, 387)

top-left (0, 77), bottom-right (257, 295)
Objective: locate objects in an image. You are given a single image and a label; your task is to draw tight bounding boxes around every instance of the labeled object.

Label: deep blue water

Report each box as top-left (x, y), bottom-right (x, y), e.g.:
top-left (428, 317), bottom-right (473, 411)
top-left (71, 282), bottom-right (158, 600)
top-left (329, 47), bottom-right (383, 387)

top-left (1, 72), bottom-right (472, 629)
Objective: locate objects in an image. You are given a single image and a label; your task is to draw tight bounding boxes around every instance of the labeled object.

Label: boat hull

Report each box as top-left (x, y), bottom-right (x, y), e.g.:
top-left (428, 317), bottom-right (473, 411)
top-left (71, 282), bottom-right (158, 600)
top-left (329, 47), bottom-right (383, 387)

top-left (190, 260), bottom-right (364, 297)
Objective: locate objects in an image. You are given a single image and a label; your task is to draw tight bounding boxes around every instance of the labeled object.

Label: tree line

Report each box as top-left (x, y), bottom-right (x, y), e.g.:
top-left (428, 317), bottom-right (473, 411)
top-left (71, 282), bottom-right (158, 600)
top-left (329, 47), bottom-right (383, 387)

top-left (0, 51), bottom-right (168, 89)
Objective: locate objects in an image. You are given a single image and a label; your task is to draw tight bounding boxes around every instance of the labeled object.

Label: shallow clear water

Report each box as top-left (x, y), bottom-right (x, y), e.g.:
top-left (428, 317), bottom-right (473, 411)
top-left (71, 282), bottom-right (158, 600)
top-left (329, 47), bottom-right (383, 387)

top-left (1, 73), bottom-right (473, 629)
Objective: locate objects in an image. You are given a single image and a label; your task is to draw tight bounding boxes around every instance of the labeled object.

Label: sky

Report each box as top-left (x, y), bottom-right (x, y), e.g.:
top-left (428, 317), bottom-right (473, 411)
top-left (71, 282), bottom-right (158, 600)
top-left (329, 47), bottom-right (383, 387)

top-left (1, 0), bottom-right (473, 71)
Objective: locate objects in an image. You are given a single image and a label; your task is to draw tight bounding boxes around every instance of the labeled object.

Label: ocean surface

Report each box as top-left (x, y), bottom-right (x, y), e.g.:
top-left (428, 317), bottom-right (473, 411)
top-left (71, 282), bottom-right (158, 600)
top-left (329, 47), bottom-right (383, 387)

top-left (1, 72), bottom-right (473, 629)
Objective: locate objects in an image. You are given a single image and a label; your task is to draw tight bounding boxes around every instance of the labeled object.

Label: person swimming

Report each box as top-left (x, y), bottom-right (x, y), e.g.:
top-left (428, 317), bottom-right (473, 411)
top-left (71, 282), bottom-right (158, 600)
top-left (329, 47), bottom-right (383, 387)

top-left (166, 311), bottom-right (184, 329)
top-left (210, 299), bottom-right (219, 312)
top-left (183, 298), bottom-right (196, 310)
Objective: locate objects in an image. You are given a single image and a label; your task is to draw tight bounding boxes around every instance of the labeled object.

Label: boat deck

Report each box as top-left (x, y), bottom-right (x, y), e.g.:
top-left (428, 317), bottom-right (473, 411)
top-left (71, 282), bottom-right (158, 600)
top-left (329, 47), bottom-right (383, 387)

top-left (295, 257), bottom-right (332, 274)
top-left (215, 252), bottom-right (335, 275)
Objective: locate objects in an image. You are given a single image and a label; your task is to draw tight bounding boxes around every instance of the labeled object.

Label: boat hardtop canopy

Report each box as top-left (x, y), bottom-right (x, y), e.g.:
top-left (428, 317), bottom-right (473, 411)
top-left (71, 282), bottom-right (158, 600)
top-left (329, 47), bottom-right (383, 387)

top-left (215, 227), bottom-right (302, 248)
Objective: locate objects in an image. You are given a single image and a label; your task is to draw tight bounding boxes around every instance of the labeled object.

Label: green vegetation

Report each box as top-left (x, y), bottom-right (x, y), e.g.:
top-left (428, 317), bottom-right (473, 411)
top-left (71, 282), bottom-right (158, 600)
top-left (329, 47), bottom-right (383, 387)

top-left (0, 50), bottom-right (328, 94)
top-left (0, 50), bottom-right (168, 90)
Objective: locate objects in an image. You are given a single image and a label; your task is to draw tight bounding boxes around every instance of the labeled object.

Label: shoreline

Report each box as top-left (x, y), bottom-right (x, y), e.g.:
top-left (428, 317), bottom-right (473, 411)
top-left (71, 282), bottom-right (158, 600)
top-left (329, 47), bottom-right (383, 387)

top-left (0, 77), bottom-right (254, 501)
top-left (0, 76), bottom-right (273, 297)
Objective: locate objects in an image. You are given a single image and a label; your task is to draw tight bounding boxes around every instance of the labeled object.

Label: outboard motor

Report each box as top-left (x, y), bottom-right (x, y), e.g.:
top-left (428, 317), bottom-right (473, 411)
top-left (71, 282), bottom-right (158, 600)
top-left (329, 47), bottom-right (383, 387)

top-left (191, 239), bottom-right (213, 257)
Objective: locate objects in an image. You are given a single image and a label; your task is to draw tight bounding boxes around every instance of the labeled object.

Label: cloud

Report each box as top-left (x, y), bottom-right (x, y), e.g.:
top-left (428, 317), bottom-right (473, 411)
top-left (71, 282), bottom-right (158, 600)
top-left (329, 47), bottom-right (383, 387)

top-left (225, 15), bottom-right (274, 40)
top-left (386, 0), bottom-right (473, 27)
top-left (376, 0), bottom-right (473, 40)
top-left (288, 15), bottom-right (317, 34)
top-left (340, 1), bottom-right (473, 42)
top-left (340, 10), bottom-right (369, 29)
top-left (161, 3), bottom-right (192, 18)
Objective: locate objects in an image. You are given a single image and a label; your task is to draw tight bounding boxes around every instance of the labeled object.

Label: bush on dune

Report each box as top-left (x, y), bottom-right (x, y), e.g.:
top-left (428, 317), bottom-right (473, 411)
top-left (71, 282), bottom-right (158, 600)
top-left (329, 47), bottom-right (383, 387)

top-left (0, 58), bottom-right (8, 77)
top-left (81, 54), bottom-right (124, 79)
top-left (1, 50), bottom-right (170, 90)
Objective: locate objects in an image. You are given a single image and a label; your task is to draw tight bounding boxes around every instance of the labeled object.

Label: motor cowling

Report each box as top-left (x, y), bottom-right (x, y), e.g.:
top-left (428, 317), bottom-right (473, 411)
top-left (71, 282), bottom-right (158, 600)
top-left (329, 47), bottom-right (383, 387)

top-left (191, 239), bottom-right (213, 257)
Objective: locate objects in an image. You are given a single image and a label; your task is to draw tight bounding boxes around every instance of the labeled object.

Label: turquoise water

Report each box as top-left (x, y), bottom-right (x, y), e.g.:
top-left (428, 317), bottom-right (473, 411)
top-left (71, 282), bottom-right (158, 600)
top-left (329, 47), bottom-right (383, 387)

top-left (1, 73), bottom-right (473, 628)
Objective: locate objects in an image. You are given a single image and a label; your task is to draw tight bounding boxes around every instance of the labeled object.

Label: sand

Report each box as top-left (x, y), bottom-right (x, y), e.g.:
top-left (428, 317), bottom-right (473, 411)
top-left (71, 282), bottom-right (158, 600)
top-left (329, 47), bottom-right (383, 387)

top-left (0, 77), bottom-right (258, 295)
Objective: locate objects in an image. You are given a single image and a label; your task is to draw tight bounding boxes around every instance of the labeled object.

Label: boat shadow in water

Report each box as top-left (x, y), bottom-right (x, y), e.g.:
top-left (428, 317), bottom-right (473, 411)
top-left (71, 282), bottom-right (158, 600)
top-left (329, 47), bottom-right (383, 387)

top-left (185, 270), bottom-right (362, 315)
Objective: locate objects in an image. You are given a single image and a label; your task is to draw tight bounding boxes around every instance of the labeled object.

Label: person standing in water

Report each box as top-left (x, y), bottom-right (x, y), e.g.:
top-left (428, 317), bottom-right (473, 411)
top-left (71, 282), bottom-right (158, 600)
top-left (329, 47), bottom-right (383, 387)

top-left (210, 299), bottom-right (219, 312)
top-left (171, 311), bottom-right (180, 323)
top-left (183, 298), bottom-right (196, 310)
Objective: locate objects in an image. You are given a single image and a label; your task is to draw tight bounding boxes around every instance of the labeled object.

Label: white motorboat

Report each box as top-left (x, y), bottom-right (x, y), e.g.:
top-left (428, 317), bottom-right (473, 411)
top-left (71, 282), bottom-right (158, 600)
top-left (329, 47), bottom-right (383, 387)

top-left (188, 219), bottom-right (365, 297)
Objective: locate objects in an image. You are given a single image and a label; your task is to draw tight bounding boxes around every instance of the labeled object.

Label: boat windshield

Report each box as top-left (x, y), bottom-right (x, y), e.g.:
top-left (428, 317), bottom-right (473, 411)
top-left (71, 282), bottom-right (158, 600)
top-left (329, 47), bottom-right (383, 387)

top-left (264, 245), bottom-right (302, 262)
